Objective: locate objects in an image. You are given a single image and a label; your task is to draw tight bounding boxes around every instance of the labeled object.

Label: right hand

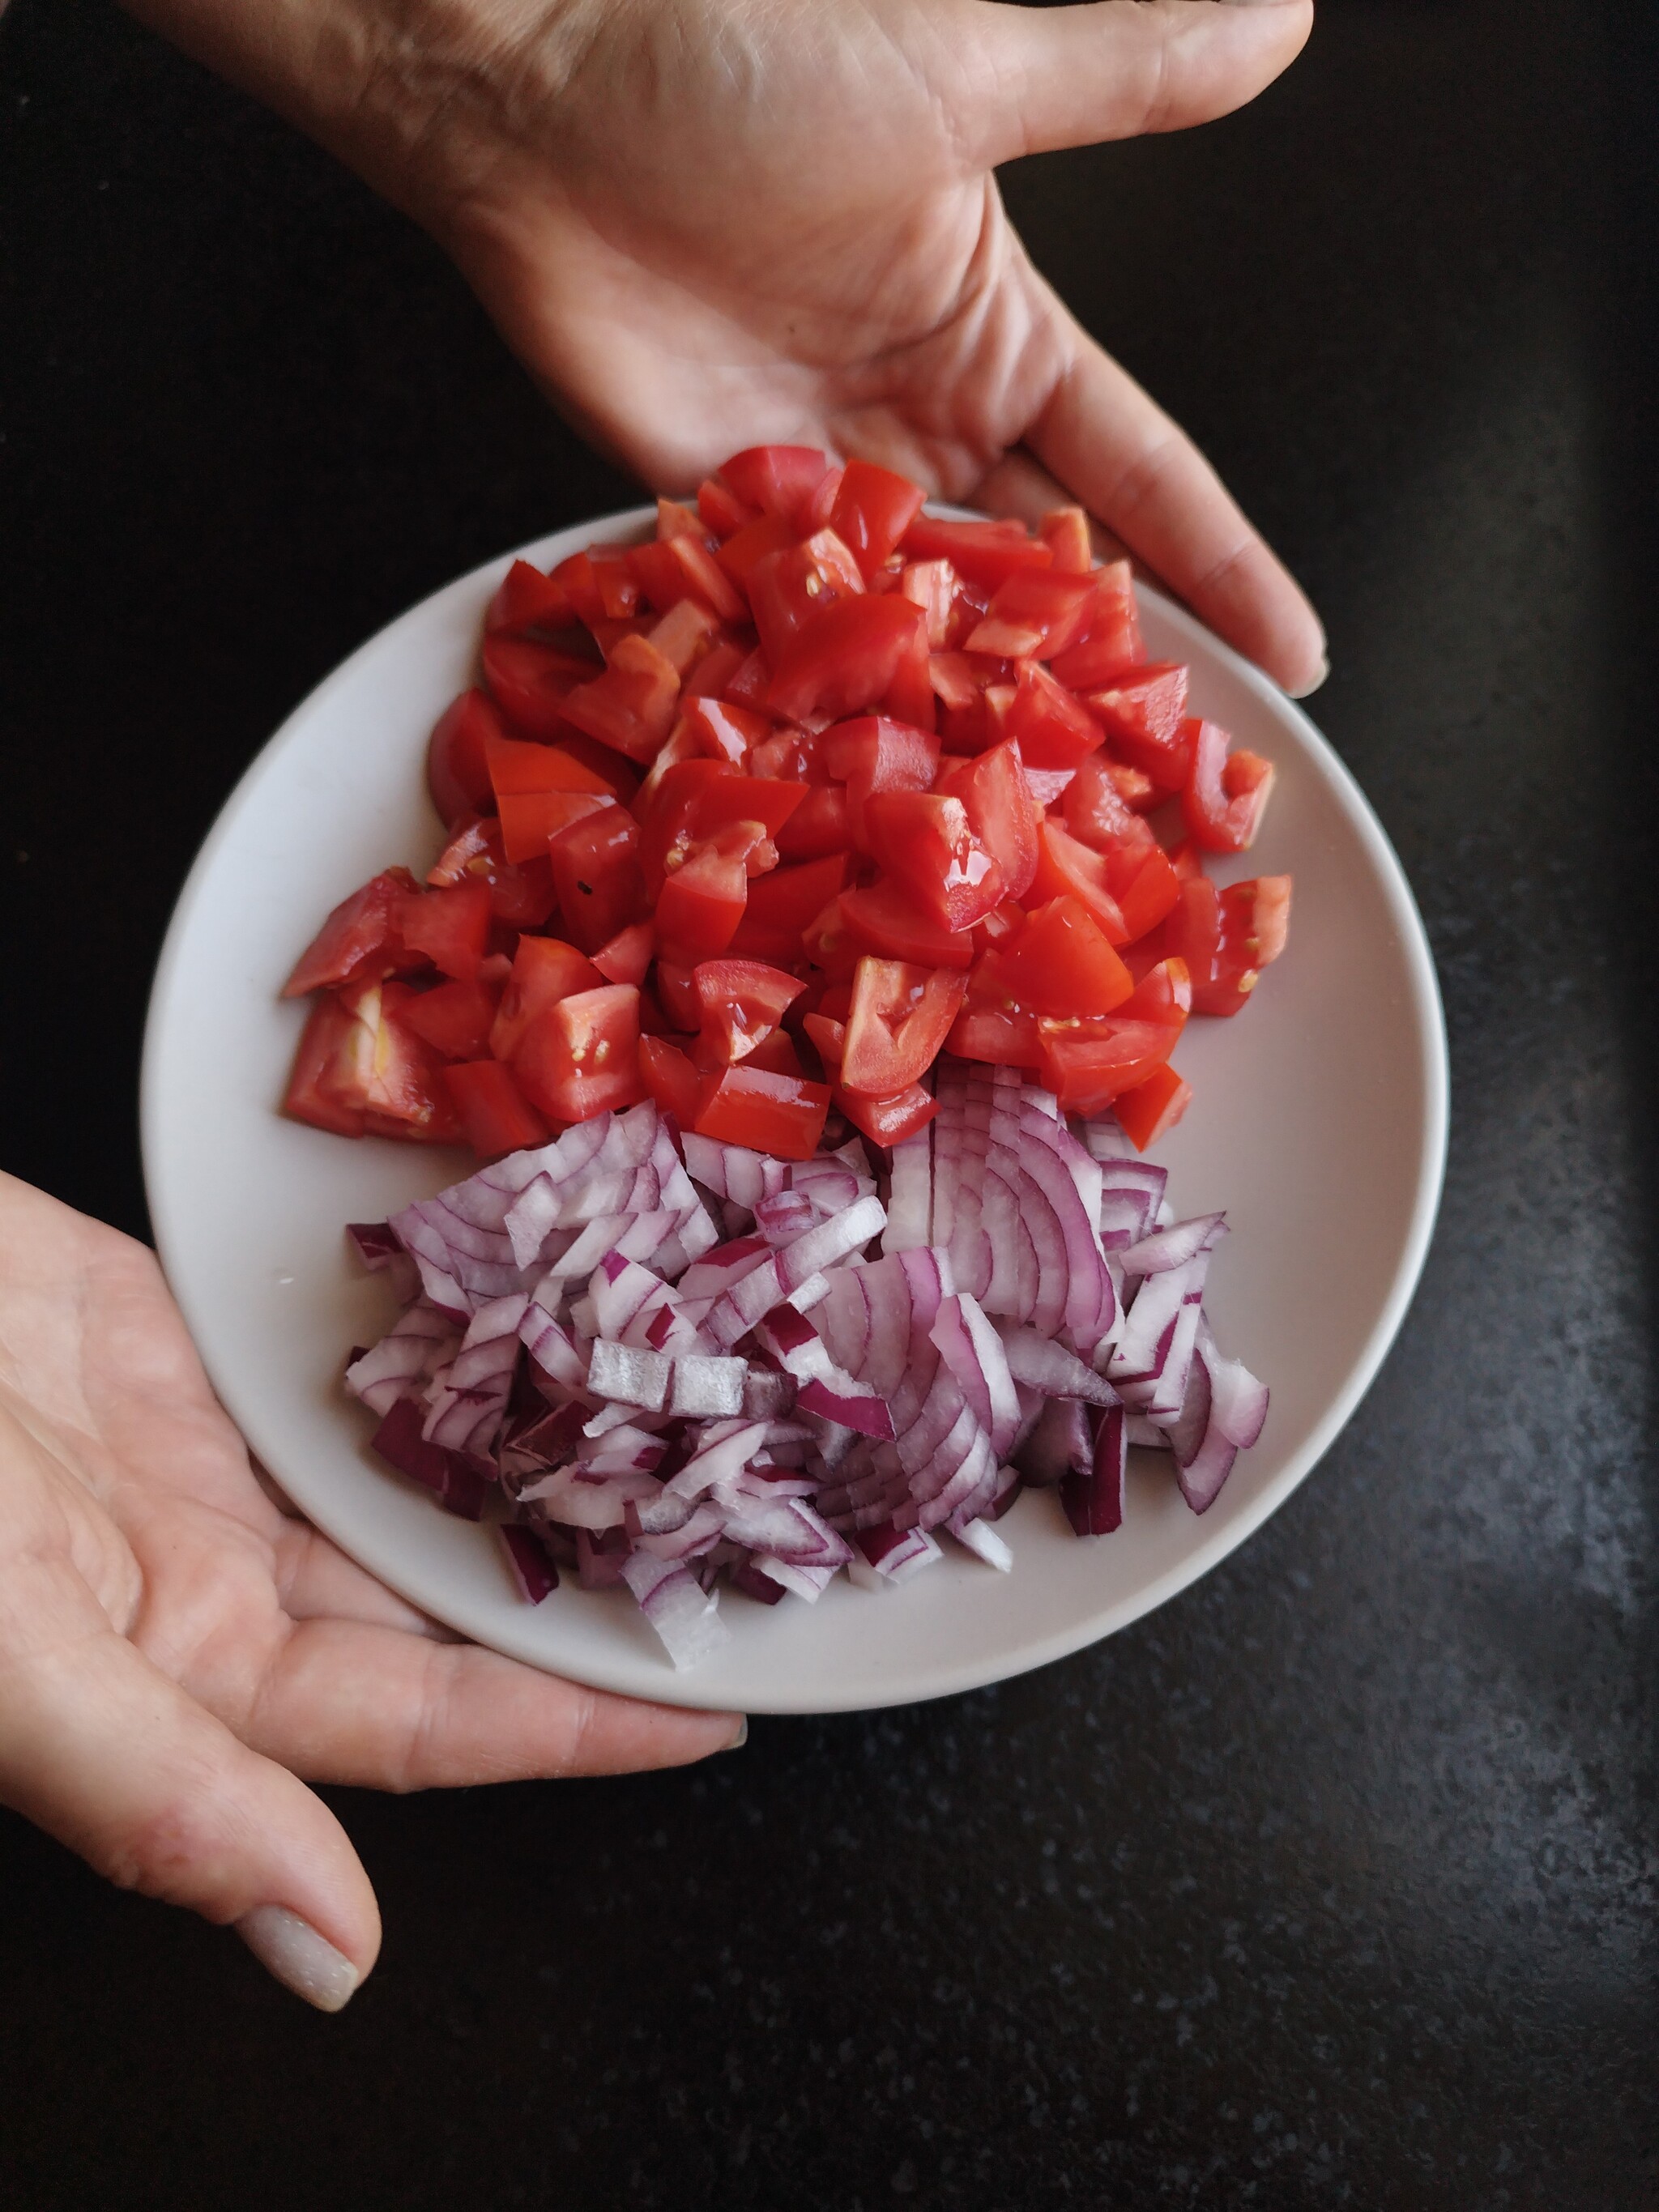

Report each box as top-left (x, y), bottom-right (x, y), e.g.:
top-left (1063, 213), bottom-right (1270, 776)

top-left (123, 0), bottom-right (1326, 693)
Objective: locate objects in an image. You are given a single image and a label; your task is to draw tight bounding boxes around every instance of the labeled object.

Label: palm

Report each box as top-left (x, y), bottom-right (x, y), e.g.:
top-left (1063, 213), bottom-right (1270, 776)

top-left (420, 0), bottom-right (1324, 689)
top-left (0, 1174), bottom-right (735, 1984)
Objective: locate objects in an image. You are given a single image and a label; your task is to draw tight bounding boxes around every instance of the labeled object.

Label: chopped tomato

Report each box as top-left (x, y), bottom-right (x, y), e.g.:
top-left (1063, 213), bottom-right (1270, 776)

top-left (638, 1034), bottom-right (703, 1126)
top-left (683, 638), bottom-right (748, 702)
top-left (1047, 561), bottom-right (1142, 690)
top-left (1027, 819), bottom-right (1130, 944)
top-left (681, 695), bottom-right (770, 764)
top-left (840, 958), bottom-right (966, 1096)
top-left (284, 867), bottom-right (416, 998)
top-left (514, 982), bottom-right (644, 1125)
top-left (838, 1080), bottom-right (938, 1147)
top-left (428, 815), bottom-right (557, 929)
top-left (496, 787), bottom-right (613, 863)
top-left (552, 547), bottom-right (641, 624)
top-left (638, 758), bottom-right (740, 891)
top-left (1192, 876), bottom-right (1292, 1015)
top-left (824, 714), bottom-right (940, 846)
top-left (394, 879), bottom-right (492, 982)
top-left (945, 1005), bottom-right (1042, 1068)
top-left (1141, 876), bottom-right (1222, 995)
top-left (396, 976), bottom-right (501, 1061)
top-left (830, 461), bottom-right (927, 578)
top-left (652, 959), bottom-right (700, 1032)
top-left (1038, 1016), bottom-right (1179, 1115)
top-left (693, 1064), bottom-right (830, 1161)
top-left (626, 533), bottom-right (747, 624)
top-left (812, 881), bottom-right (975, 975)
top-left (1085, 664), bottom-right (1191, 790)
top-left (697, 475), bottom-right (758, 539)
top-left (1061, 752), bottom-right (1158, 855)
top-left (1181, 722), bottom-right (1277, 852)
top-left (1004, 660), bottom-right (1103, 773)
top-left (974, 898), bottom-right (1027, 953)
top-left (557, 633), bottom-right (681, 763)
top-left (442, 1059), bottom-right (552, 1155)
top-left (484, 730), bottom-right (620, 804)
top-left (655, 497), bottom-right (703, 541)
top-left (774, 785), bottom-right (850, 863)
top-left (899, 514), bottom-right (1055, 590)
top-left (489, 936), bottom-right (604, 1061)
top-left (655, 832), bottom-right (753, 961)
top-left (591, 919), bottom-right (655, 987)
top-left (1038, 507), bottom-right (1094, 574)
top-left (900, 560), bottom-right (959, 650)
top-left (966, 568), bottom-right (1097, 659)
top-left (644, 596), bottom-right (724, 679)
top-left (1102, 840), bottom-right (1182, 943)
top-left (767, 595), bottom-right (928, 724)
top-left (1119, 957), bottom-right (1193, 1027)
top-left (996, 895), bottom-right (1133, 1019)
top-left (549, 806), bottom-right (646, 953)
top-left (486, 560), bottom-right (573, 637)
top-left (748, 531), bottom-right (865, 665)
top-left (692, 958), bottom-right (806, 1065)
top-left (345, 981), bottom-right (465, 1141)
top-left (728, 850), bottom-right (849, 961)
top-left (1114, 1063), bottom-right (1192, 1150)
top-left (481, 633), bottom-right (599, 739)
top-left (685, 774), bottom-right (806, 844)
top-left (936, 738), bottom-right (1039, 904)
top-left (862, 791), bottom-right (1004, 933)
top-left (284, 992), bottom-right (369, 1136)
top-left (428, 690), bottom-right (505, 826)
top-left (719, 446), bottom-right (834, 533)
top-left (714, 512), bottom-right (797, 590)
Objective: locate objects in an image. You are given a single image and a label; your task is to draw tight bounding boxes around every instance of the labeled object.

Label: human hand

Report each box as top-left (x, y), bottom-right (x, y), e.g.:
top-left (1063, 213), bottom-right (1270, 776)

top-left (122, 0), bottom-right (1325, 693)
top-left (0, 1174), bottom-right (740, 2010)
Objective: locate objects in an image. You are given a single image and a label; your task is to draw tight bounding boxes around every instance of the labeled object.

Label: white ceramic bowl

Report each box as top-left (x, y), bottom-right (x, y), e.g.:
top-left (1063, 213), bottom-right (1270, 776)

top-left (142, 509), bottom-right (1448, 1714)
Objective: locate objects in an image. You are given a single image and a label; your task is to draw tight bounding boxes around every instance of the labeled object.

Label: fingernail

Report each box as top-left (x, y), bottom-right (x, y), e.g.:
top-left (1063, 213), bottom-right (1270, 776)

top-left (1288, 654), bottom-right (1329, 698)
top-left (722, 1717), bottom-right (748, 1752)
top-left (237, 1906), bottom-right (360, 2014)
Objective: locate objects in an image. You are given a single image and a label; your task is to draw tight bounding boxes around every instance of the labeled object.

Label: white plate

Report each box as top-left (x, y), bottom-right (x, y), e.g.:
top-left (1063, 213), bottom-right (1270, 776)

top-left (142, 508), bottom-right (1448, 1715)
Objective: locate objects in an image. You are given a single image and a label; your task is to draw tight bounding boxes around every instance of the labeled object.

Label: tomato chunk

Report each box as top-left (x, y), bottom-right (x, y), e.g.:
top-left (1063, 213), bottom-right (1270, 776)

top-left (840, 957), bottom-right (966, 1096)
top-left (774, 785), bottom-right (850, 863)
top-left (1028, 819), bottom-right (1130, 944)
top-left (1038, 507), bottom-right (1094, 575)
top-left (489, 936), bottom-right (604, 1061)
top-left (1047, 562), bottom-right (1142, 690)
top-left (693, 1064), bottom-right (830, 1161)
top-left (936, 739), bottom-right (1039, 905)
top-left (591, 919), bottom-right (655, 987)
top-left (862, 791), bottom-right (1004, 933)
top-left (830, 461), bottom-right (927, 579)
top-left (719, 445), bottom-right (834, 533)
top-left (1192, 876), bottom-right (1292, 1015)
top-left (898, 514), bottom-right (1054, 591)
top-left (638, 1034), bottom-right (704, 1125)
top-left (549, 806), bottom-right (646, 953)
top-left (428, 690), bottom-right (505, 826)
top-left (1061, 752), bottom-right (1158, 855)
top-left (691, 958), bottom-right (806, 1066)
top-left (1085, 664), bottom-right (1191, 790)
top-left (283, 867), bottom-right (417, 998)
top-left (428, 814), bottom-right (557, 929)
top-left (1004, 660), bottom-right (1103, 773)
top-left (395, 879), bottom-right (492, 982)
top-left (966, 568), bottom-right (1097, 660)
top-left (655, 833), bottom-right (753, 961)
top-left (486, 560), bottom-right (573, 637)
top-left (482, 634), bottom-right (599, 739)
top-left (397, 976), bottom-right (501, 1061)
top-left (1181, 722), bottom-right (1277, 852)
top-left (996, 895), bottom-right (1133, 1018)
top-left (284, 992), bottom-right (368, 1135)
top-left (813, 881), bottom-right (975, 974)
top-left (767, 595), bottom-right (928, 723)
top-left (727, 850), bottom-right (850, 961)
top-left (1113, 1063), bottom-right (1192, 1151)
top-left (836, 1076), bottom-right (939, 1147)
top-left (680, 695), bottom-right (770, 764)
top-left (748, 531), bottom-right (865, 664)
top-left (514, 983), bottom-right (646, 1125)
top-left (824, 714), bottom-right (940, 846)
top-left (443, 1059), bottom-right (552, 1155)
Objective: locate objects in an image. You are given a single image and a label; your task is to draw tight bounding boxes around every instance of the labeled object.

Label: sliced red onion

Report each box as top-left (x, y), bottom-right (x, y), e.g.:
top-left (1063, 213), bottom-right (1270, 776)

top-left (849, 1523), bottom-right (943, 1586)
top-left (755, 1556), bottom-right (837, 1601)
top-left (731, 1559), bottom-right (787, 1605)
top-left (1120, 1213), bottom-right (1229, 1276)
top-left (929, 1293), bottom-right (1021, 1457)
top-left (882, 1129), bottom-right (933, 1253)
top-left (500, 1524), bottom-right (559, 1602)
top-left (621, 1550), bottom-right (731, 1669)
top-left (680, 1132), bottom-right (790, 1212)
top-left (773, 1191), bottom-right (887, 1294)
top-left (422, 1292), bottom-right (529, 1459)
top-left (586, 1338), bottom-right (672, 1412)
top-left (1014, 1395), bottom-right (1092, 1487)
top-left (1198, 1322), bottom-right (1270, 1449)
top-left (668, 1353), bottom-right (748, 1418)
top-left (741, 1366), bottom-right (797, 1422)
top-left (664, 1417), bottom-right (771, 1498)
top-left (1125, 1413), bottom-right (1174, 1450)
top-left (949, 1515), bottom-right (1013, 1571)
top-left (345, 1301), bottom-right (459, 1417)
top-left (1063, 1402), bottom-right (1126, 1536)
top-left (676, 1233), bottom-right (770, 1298)
top-left (714, 1496), bottom-right (851, 1567)
top-left (633, 1498), bottom-right (727, 1561)
top-left (369, 1394), bottom-right (483, 1515)
top-left (996, 1323), bottom-right (1119, 1409)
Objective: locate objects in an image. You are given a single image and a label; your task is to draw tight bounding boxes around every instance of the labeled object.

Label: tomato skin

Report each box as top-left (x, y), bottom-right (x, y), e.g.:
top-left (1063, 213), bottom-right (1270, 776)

top-left (899, 514), bottom-right (1055, 591)
top-left (655, 838), bottom-right (750, 961)
top-left (830, 461), bottom-right (927, 578)
top-left (684, 638), bottom-right (748, 703)
top-left (653, 959), bottom-right (701, 1032)
top-left (395, 879), bottom-right (493, 982)
top-left (1028, 819), bottom-right (1130, 944)
top-left (1103, 839), bottom-right (1182, 944)
top-left (1085, 664), bottom-right (1192, 790)
top-left (486, 560), bottom-right (573, 637)
top-left (443, 1059), bottom-right (552, 1156)
top-left (514, 983), bottom-right (646, 1125)
top-left (748, 531), bottom-right (865, 665)
top-left (681, 695), bottom-right (770, 764)
top-left (1191, 876), bottom-right (1291, 1015)
top-left (840, 957), bottom-right (967, 1095)
top-left (283, 867), bottom-right (417, 998)
top-left (591, 919), bottom-right (655, 987)
top-left (557, 633), bottom-right (681, 764)
top-left (936, 739), bottom-right (1039, 906)
top-left (1038, 507), bottom-right (1094, 574)
top-left (429, 691), bottom-right (505, 826)
top-left (766, 595), bottom-right (928, 723)
top-left (826, 880), bottom-right (975, 971)
top-left (638, 1033), bottom-right (704, 1125)
top-left (482, 634), bottom-right (599, 739)
top-left (774, 785), bottom-right (850, 863)
top-left (743, 1026), bottom-right (807, 1078)
top-left (484, 730), bottom-right (619, 803)
top-left (549, 806), bottom-right (647, 953)
top-left (1047, 562), bottom-right (1143, 690)
top-left (693, 1064), bottom-right (830, 1161)
top-left (1061, 752), bottom-right (1158, 855)
top-left (1038, 1018), bottom-right (1178, 1115)
top-left (495, 787), bottom-right (612, 863)
top-left (397, 976), bottom-right (501, 1061)
top-left (284, 992), bottom-right (369, 1135)
top-left (727, 850), bottom-right (849, 961)
top-left (719, 446), bottom-right (833, 532)
top-left (824, 714), bottom-right (940, 846)
top-left (697, 475), bottom-right (758, 539)
top-left (863, 791), bottom-right (1005, 933)
top-left (997, 895), bottom-right (1134, 1019)
top-left (626, 534), bottom-right (747, 624)
top-left (638, 759), bottom-right (739, 892)
top-left (837, 1080), bottom-right (938, 1147)
top-left (429, 815), bottom-right (558, 930)
top-left (966, 568), bottom-right (1097, 659)
top-left (1181, 722), bottom-right (1277, 853)
top-left (686, 775), bottom-right (806, 843)
top-left (1004, 660), bottom-right (1103, 773)
top-left (944, 1006), bottom-right (1042, 1067)
top-left (1114, 1063), bottom-right (1192, 1150)
top-left (489, 936), bottom-right (605, 1061)
top-left (692, 958), bottom-right (805, 1065)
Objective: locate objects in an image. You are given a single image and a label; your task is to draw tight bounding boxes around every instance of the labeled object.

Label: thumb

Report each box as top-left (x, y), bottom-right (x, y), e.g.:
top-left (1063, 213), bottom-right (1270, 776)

top-left (0, 1623), bottom-right (379, 2012)
top-left (962, 0), bottom-right (1315, 164)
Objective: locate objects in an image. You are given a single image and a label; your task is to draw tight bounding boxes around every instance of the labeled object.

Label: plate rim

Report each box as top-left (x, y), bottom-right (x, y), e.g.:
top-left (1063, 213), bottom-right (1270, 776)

top-left (141, 510), bottom-right (1449, 1714)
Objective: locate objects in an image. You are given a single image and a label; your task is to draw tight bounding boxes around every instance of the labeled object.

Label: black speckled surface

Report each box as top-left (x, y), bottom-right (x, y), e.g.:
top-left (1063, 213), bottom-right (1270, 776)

top-left (2, 2), bottom-right (1656, 2204)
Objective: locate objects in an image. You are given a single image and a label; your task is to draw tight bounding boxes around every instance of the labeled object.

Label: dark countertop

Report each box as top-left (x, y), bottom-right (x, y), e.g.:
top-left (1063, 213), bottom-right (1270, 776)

top-left (2, 2), bottom-right (1655, 2205)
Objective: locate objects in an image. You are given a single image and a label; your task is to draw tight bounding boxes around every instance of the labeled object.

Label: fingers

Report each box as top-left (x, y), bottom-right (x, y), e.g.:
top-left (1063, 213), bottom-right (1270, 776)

top-left (963, 0), bottom-right (1314, 164)
top-left (274, 1519), bottom-right (450, 1639)
top-left (0, 1622), bottom-right (378, 2011)
top-left (1027, 319), bottom-right (1327, 693)
top-left (241, 1616), bottom-right (744, 1791)
top-left (969, 449), bottom-right (1139, 570)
